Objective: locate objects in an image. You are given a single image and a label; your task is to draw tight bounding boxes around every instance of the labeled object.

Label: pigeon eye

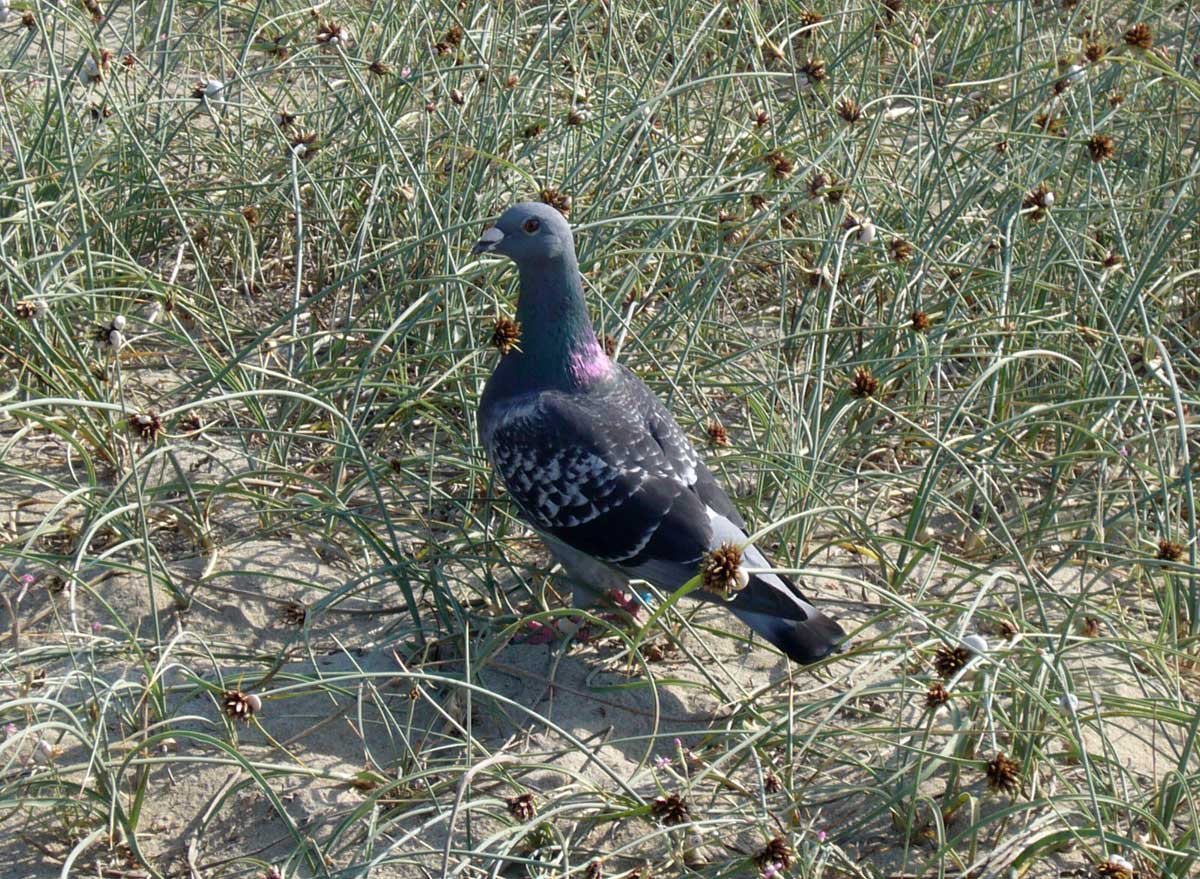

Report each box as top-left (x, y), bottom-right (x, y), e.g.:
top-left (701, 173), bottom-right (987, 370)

top-left (522, 217), bottom-right (541, 234)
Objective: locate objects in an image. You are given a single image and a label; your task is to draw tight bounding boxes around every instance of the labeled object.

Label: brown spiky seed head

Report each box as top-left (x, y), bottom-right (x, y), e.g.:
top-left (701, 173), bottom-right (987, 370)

top-left (800, 9), bottom-right (823, 27)
top-left (800, 58), bottom-right (827, 83)
top-left (836, 97), bottom-right (863, 124)
top-left (651, 793), bottom-right (690, 826)
top-left (911, 310), bottom-right (931, 332)
top-left (368, 59), bottom-right (392, 76)
top-left (1095, 855), bottom-right (1135, 879)
top-left (934, 644), bottom-right (970, 678)
top-left (925, 682), bottom-right (950, 709)
top-left (707, 421), bottom-right (730, 447)
top-left (280, 600), bottom-right (307, 626)
top-left (1087, 134), bottom-right (1116, 163)
top-left (1035, 113), bottom-right (1067, 136)
top-left (14, 299), bottom-right (42, 320)
top-left (764, 772), bottom-right (782, 793)
top-left (601, 334), bottom-right (617, 357)
top-left (985, 752), bottom-right (1021, 795)
top-left (1102, 250), bottom-right (1123, 270)
top-left (539, 188), bottom-right (572, 216)
top-left (276, 110), bottom-right (297, 128)
top-left (521, 122), bottom-right (545, 139)
top-left (315, 19), bottom-right (349, 45)
top-left (222, 689), bottom-right (259, 721)
top-left (807, 173), bottom-right (829, 200)
top-left (700, 541), bottom-right (746, 596)
top-left (1124, 23), bottom-right (1153, 50)
top-left (755, 837), bottom-right (794, 869)
top-left (491, 317), bottom-right (522, 355)
top-left (128, 411), bottom-right (164, 442)
top-left (764, 150), bottom-right (795, 179)
top-left (1022, 183), bottom-right (1054, 219)
top-left (850, 366), bottom-right (879, 398)
top-left (1084, 41), bottom-right (1108, 63)
top-left (290, 131), bottom-right (320, 158)
top-left (1080, 616), bottom-right (1102, 638)
top-left (22, 9), bottom-right (36, 27)
top-left (753, 109), bottom-right (770, 128)
top-left (890, 237), bottom-right (914, 263)
top-left (507, 792), bottom-right (536, 821)
top-left (1156, 539), bottom-right (1184, 562)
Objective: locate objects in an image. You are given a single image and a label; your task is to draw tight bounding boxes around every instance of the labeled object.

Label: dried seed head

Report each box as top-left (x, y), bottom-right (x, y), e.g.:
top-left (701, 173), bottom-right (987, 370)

top-left (276, 109), bottom-right (297, 128)
top-left (755, 837), bottom-right (794, 870)
top-left (442, 25), bottom-right (464, 47)
top-left (1084, 41), bottom-right (1108, 63)
top-left (985, 752), bottom-right (1021, 795)
top-left (1035, 113), bottom-right (1067, 136)
top-left (315, 19), bottom-right (351, 46)
top-left (585, 860), bottom-right (604, 879)
top-left (507, 792), bottom-right (536, 821)
top-left (881, 0), bottom-right (904, 26)
top-left (707, 420), bottom-right (730, 447)
top-left (836, 97), bottom-right (863, 124)
top-left (1123, 22), bottom-right (1153, 50)
top-left (280, 600), bottom-right (307, 626)
top-left (1096, 855), bottom-right (1135, 879)
top-left (290, 131), bottom-right (321, 159)
top-left (128, 411), bottom-right (164, 442)
top-left (651, 792), bottom-right (690, 826)
top-left (800, 9), bottom-right (823, 28)
top-left (14, 299), bottom-right (49, 320)
top-left (567, 106), bottom-right (589, 125)
top-left (1087, 134), bottom-right (1116, 163)
top-left (1156, 539), bottom-right (1184, 562)
top-left (934, 644), bottom-right (970, 678)
top-left (368, 59), bottom-right (393, 76)
top-left (807, 173), bottom-right (829, 201)
top-left (1101, 250), bottom-right (1123, 270)
top-left (700, 541), bottom-right (748, 597)
top-left (799, 57), bottom-right (827, 85)
top-left (601, 334), bottom-right (617, 357)
top-left (993, 619), bottom-right (1019, 641)
top-left (752, 108), bottom-right (770, 128)
top-left (925, 682), bottom-right (950, 709)
top-left (490, 317), bottom-right (522, 355)
top-left (1080, 616), bottom-right (1102, 638)
top-left (241, 205), bottom-right (259, 225)
top-left (890, 237), bottom-right (914, 263)
top-left (539, 188), bottom-right (572, 216)
top-left (505, 73), bottom-right (519, 88)
top-left (910, 310), bottom-right (931, 332)
top-left (1022, 183), bottom-right (1054, 220)
top-left (849, 366), bottom-right (879, 398)
top-left (521, 122), bottom-right (545, 139)
top-left (764, 150), bottom-right (795, 180)
top-left (22, 9), bottom-right (36, 28)
top-left (995, 140), bottom-right (1009, 155)
top-left (763, 772), bottom-right (782, 793)
top-left (222, 689), bottom-right (261, 722)
top-left (449, 87), bottom-right (465, 105)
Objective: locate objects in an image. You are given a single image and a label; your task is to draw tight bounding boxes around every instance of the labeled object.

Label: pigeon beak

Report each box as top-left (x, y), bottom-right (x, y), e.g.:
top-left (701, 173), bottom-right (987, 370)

top-left (473, 226), bottom-right (505, 255)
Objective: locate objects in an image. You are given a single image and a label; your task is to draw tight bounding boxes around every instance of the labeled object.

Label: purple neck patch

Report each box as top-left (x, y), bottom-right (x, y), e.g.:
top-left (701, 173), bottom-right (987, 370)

top-left (568, 340), bottom-right (613, 386)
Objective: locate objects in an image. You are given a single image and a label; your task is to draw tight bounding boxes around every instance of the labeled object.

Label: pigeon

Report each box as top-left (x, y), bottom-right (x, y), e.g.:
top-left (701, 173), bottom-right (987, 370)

top-left (474, 203), bottom-right (846, 664)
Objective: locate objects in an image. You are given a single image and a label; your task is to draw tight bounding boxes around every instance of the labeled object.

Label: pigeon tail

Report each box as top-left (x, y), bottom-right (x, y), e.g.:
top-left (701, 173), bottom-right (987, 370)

top-left (730, 590), bottom-right (846, 664)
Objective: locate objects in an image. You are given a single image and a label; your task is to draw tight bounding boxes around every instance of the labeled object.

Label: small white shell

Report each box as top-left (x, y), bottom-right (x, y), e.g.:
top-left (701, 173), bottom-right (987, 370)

top-left (108, 329), bottom-right (125, 348)
top-left (1042, 191), bottom-right (1055, 207)
top-left (111, 314), bottom-right (127, 330)
top-left (1058, 692), bottom-right (1079, 713)
top-left (81, 56), bottom-right (101, 83)
top-left (1066, 64), bottom-right (1085, 82)
top-left (857, 219), bottom-right (876, 245)
top-left (733, 567), bottom-right (749, 591)
top-left (1105, 856), bottom-right (1133, 872)
top-left (203, 78), bottom-right (224, 97)
top-left (246, 693), bottom-right (263, 713)
top-left (961, 633), bottom-right (988, 655)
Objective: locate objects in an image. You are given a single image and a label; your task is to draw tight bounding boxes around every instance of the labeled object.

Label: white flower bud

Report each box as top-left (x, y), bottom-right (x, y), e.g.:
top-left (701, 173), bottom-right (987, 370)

top-left (961, 633), bottom-right (988, 655)
top-left (1042, 191), bottom-right (1055, 207)
top-left (857, 218), bottom-right (876, 245)
top-left (111, 314), bottom-right (127, 330)
top-left (246, 693), bottom-right (262, 713)
top-left (108, 329), bottom-right (125, 348)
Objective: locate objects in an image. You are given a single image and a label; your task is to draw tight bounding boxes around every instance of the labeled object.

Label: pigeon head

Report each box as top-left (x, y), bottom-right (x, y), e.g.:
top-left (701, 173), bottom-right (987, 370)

top-left (473, 203), bottom-right (575, 265)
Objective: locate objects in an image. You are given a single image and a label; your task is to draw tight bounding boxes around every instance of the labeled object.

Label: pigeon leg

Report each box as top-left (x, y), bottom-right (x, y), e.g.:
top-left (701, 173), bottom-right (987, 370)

top-left (540, 533), bottom-right (629, 608)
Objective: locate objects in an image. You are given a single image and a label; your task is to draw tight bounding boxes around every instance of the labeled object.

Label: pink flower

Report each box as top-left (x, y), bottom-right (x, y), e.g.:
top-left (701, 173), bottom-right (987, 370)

top-left (673, 737), bottom-right (682, 748)
top-left (817, 830), bottom-right (827, 843)
top-left (91, 621), bottom-right (102, 634)
top-left (606, 589), bottom-right (641, 615)
top-left (400, 66), bottom-right (411, 78)
top-left (4, 723), bottom-right (16, 738)
top-left (654, 754), bottom-right (671, 770)
top-left (763, 863), bottom-right (783, 879)
top-left (19, 573), bottom-right (35, 586)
